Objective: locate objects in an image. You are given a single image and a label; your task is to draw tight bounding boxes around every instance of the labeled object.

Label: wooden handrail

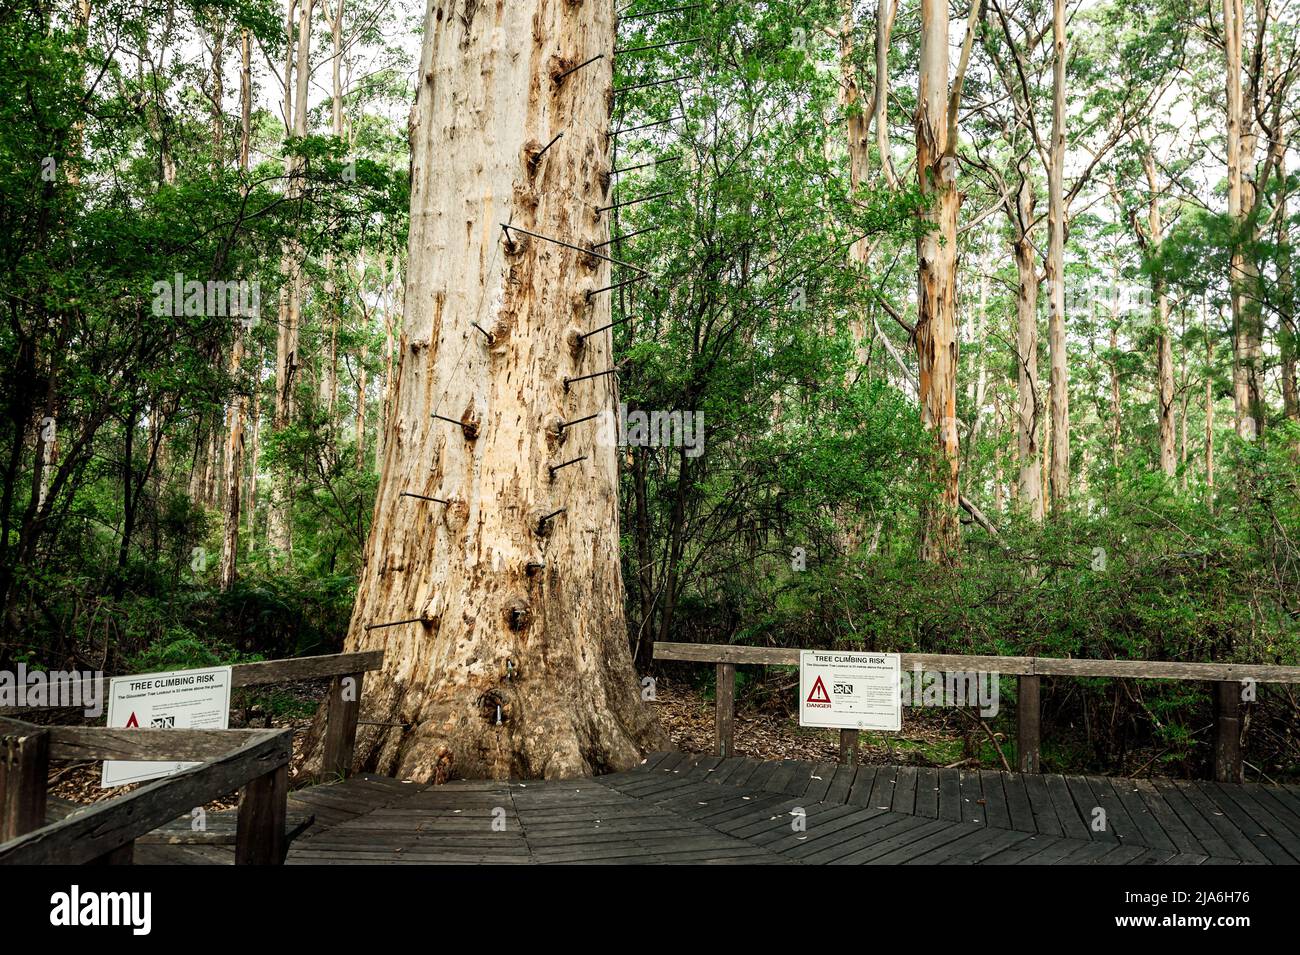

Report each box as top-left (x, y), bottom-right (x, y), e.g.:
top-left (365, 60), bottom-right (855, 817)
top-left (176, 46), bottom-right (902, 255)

top-left (0, 649), bottom-right (385, 863)
top-left (0, 650), bottom-right (385, 715)
top-left (653, 641), bottom-right (1297, 784)
top-left (653, 641), bottom-right (1300, 682)
top-left (0, 727), bottom-right (291, 865)
top-left (0, 721), bottom-right (286, 761)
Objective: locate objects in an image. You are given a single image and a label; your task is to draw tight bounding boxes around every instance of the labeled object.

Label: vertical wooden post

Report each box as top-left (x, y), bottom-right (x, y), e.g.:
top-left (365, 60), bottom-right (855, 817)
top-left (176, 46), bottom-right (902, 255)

top-left (838, 729), bottom-right (859, 765)
top-left (1, 726), bottom-right (49, 842)
top-left (236, 763), bottom-right (288, 864)
top-left (1213, 680), bottom-right (1243, 783)
top-left (715, 662), bottom-right (735, 758)
top-left (1017, 675), bottom-right (1040, 774)
top-left (321, 671), bottom-right (364, 781)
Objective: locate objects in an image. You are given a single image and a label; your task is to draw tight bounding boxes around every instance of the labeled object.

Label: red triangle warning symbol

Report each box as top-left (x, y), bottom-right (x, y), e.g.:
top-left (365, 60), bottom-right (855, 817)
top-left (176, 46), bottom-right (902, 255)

top-left (806, 676), bottom-right (831, 704)
top-left (125, 712), bottom-right (139, 728)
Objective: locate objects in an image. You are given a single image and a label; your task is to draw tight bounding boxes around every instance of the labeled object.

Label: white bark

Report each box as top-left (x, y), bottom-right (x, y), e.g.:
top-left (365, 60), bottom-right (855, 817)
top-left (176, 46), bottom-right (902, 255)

top-left (328, 0), bottom-right (662, 781)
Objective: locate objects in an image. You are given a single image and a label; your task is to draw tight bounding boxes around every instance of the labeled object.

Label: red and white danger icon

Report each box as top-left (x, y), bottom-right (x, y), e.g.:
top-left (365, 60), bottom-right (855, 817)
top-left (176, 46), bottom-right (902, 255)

top-left (806, 675), bottom-right (831, 704)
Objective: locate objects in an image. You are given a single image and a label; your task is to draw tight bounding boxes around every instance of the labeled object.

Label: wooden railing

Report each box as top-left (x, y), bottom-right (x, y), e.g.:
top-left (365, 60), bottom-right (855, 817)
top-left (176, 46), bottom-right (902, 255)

top-left (654, 641), bottom-right (1300, 784)
top-left (0, 650), bottom-right (383, 865)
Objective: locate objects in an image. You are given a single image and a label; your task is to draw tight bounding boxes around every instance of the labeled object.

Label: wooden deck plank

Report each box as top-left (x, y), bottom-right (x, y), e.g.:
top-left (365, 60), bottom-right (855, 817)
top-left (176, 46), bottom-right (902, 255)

top-left (1000, 772), bottom-right (1036, 834)
top-left (860, 820), bottom-right (984, 865)
top-left (1044, 774), bottom-right (1091, 840)
top-left (1083, 776), bottom-right (1142, 844)
top-left (1064, 775), bottom-right (1116, 842)
top-left (937, 768), bottom-right (963, 821)
top-left (846, 767), bottom-right (878, 807)
top-left (1020, 774), bottom-right (1064, 836)
top-left (958, 770), bottom-right (985, 825)
top-left (698, 756), bottom-right (748, 787)
top-left (1132, 779), bottom-right (1207, 857)
top-left (1161, 779), bottom-right (1268, 863)
top-left (913, 767), bottom-right (940, 819)
top-left (1148, 778), bottom-right (1238, 859)
top-left (1109, 778), bottom-right (1178, 852)
top-left (824, 764), bottom-right (859, 804)
top-left (868, 766), bottom-right (899, 811)
top-left (1191, 780), bottom-right (1298, 864)
top-left (832, 817), bottom-right (958, 865)
top-left (892, 766), bottom-right (919, 815)
top-left (978, 833), bottom-right (1068, 865)
top-left (978, 770), bottom-right (1012, 829)
top-left (803, 761), bottom-right (839, 803)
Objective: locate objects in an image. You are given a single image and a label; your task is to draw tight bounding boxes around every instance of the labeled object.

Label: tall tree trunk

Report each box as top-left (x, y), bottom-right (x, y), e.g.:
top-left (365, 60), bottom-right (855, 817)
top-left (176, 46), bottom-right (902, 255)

top-left (1108, 271), bottom-right (1121, 469)
top-left (874, 0), bottom-right (898, 188)
top-left (268, 0), bottom-right (311, 561)
top-left (247, 381), bottom-right (261, 547)
top-left (354, 342), bottom-right (367, 469)
top-left (914, 0), bottom-right (971, 563)
top-left (1045, 0), bottom-right (1069, 506)
top-left (220, 29), bottom-right (253, 592)
top-left (319, 0), bottom-right (347, 453)
top-left (375, 254), bottom-right (398, 474)
top-left (1278, 176), bottom-right (1297, 422)
top-left (326, 0), bottom-right (662, 781)
top-left (1012, 168), bottom-right (1043, 519)
top-left (1205, 299), bottom-right (1215, 488)
top-left (1144, 151), bottom-right (1176, 476)
top-left (1224, 0), bottom-right (1262, 439)
top-left (969, 252), bottom-right (988, 444)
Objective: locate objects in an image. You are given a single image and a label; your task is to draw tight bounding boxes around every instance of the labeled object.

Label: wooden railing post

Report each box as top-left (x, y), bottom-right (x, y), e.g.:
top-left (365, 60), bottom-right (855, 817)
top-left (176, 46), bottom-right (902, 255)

top-left (321, 671), bottom-right (364, 781)
top-left (838, 729), bottom-right (859, 765)
top-left (1, 725), bottom-right (48, 842)
top-left (236, 763), bottom-right (288, 864)
top-left (715, 662), bottom-right (735, 758)
top-left (1017, 675), bottom-right (1040, 774)
top-left (1212, 680), bottom-right (1243, 783)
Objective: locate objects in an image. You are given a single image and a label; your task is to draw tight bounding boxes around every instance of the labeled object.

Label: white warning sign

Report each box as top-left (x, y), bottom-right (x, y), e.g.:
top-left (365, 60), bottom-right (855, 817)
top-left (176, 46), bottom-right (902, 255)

top-left (101, 665), bottom-right (232, 788)
top-left (799, 650), bottom-right (901, 731)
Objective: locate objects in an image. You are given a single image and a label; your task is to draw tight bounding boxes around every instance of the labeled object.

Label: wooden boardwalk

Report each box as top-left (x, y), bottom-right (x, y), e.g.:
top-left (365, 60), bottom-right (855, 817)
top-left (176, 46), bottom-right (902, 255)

top-left (122, 751), bottom-right (1300, 865)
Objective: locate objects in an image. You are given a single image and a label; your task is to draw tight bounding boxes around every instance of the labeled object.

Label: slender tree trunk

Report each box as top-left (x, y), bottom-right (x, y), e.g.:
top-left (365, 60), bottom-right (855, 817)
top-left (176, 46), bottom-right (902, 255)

top-left (1224, 0), bottom-right (1262, 439)
top-left (970, 253), bottom-right (989, 444)
top-left (993, 388), bottom-right (1005, 511)
top-left (324, 0), bottom-right (662, 781)
top-left (354, 342), bottom-right (367, 469)
top-left (247, 381), bottom-right (261, 547)
top-left (1012, 170), bottom-right (1043, 519)
top-left (375, 255), bottom-right (398, 474)
top-left (220, 29), bottom-right (253, 592)
top-left (1045, 0), bottom-right (1069, 506)
top-left (1144, 151), bottom-right (1176, 476)
top-left (268, 0), bottom-right (311, 561)
top-left (1278, 181), bottom-right (1298, 422)
top-left (914, 0), bottom-right (965, 563)
top-left (1205, 299), bottom-right (1215, 488)
top-left (874, 0), bottom-right (898, 188)
top-left (1108, 278), bottom-right (1121, 469)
